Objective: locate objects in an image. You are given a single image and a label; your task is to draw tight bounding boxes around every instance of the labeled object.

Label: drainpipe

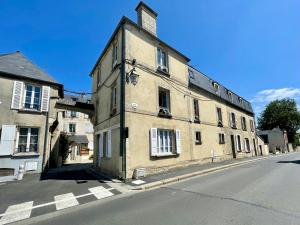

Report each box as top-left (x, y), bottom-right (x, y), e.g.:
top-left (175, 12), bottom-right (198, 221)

top-left (120, 21), bottom-right (126, 180)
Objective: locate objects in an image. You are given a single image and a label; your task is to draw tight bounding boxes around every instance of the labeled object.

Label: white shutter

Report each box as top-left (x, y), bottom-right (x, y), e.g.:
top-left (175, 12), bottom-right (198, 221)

top-left (229, 113), bottom-right (232, 127)
top-left (99, 133), bottom-right (103, 158)
top-left (11, 81), bottom-right (24, 109)
top-left (76, 112), bottom-right (79, 118)
top-left (41, 86), bottom-right (50, 112)
top-left (66, 111), bottom-right (71, 118)
top-left (0, 125), bottom-right (16, 155)
top-left (175, 129), bottom-right (181, 154)
top-left (150, 128), bottom-right (158, 156)
top-left (64, 124), bottom-right (69, 132)
top-left (242, 139), bottom-right (246, 152)
top-left (107, 130), bottom-right (112, 158)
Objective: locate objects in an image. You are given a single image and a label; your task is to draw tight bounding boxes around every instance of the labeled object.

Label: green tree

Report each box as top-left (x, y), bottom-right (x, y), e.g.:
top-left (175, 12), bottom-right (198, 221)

top-left (258, 98), bottom-right (300, 144)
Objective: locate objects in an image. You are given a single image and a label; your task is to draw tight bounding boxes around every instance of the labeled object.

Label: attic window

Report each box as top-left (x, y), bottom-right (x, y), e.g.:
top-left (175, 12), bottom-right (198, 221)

top-left (188, 69), bottom-right (195, 79)
top-left (238, 97), bottom-right (243, 105)
top-left (227, 91), bottom-right (233, 102)
top-left (212, 82), bottom-right (219, 93)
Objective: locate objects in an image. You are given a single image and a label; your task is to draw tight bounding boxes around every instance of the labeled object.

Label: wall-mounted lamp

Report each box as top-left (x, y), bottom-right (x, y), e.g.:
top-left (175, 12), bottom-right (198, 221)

top-left (126, 68), bottom-right (139, 86)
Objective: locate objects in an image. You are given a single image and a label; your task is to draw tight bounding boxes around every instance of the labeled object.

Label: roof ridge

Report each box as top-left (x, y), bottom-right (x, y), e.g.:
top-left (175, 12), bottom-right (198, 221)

top-left (0, 51), bottom-right (21, 57)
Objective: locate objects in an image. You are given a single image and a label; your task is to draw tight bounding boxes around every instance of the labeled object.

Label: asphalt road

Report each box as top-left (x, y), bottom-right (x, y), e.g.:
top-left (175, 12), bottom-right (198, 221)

top-left (21, 153), bottom-right (300, 225)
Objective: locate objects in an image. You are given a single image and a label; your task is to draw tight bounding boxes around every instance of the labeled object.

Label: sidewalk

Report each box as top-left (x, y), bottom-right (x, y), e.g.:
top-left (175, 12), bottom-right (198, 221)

top-left (128, 155), bottom-right (269, 190)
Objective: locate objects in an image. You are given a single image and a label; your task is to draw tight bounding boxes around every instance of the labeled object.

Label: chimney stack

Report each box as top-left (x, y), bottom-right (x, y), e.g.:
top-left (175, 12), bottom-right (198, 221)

top-left (135, 2), bottom-right (158, 36)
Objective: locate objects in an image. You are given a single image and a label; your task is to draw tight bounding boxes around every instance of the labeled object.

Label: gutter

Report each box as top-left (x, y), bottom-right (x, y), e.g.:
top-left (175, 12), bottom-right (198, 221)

top-left (120, 21), bottom-right (126, 180)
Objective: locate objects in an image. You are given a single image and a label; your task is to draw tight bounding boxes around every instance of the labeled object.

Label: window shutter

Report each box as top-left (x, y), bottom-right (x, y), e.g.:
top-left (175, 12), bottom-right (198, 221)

top-left (63, 124), bottom-right (69, 132)
top-left (235, 135), bottom-right (239, 151)
top-left (107, 130), bottom-right (112, 158)
top-left (99, 133), bottom-right (103, 158)
top-left (0, 125), bottom-right (16, 155)
top-left (11, 81), bottom-right (24, 109)
top-left (175, 129), bottom-right (181, 154)
top-left (41, 86), bottom-right (50, 112)
top-left (67, 111), bottom-right (71, 118)
top-left (229, 112), bottom-right (232, 127)
top-left (242, 139), bottom-right (245, 151)
top-left (150, 128), bottom-right (158, 156)
top-left (76, 112), bottom-right (79, 117)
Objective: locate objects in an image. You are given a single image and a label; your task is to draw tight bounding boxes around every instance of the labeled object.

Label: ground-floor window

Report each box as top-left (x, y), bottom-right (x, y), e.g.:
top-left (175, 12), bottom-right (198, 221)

top-left (237, 135), bottom-right (242, 151)
top-left (158, 129), bottom-right (174, 154)
top-left (195, 131), bottom-right (202, 145)
top-left (245, 138), bottom-right (250, 152)
top-left (219, 133), bottom-right (225, 144)
top-left (18, 128), bottom-right (39, 153)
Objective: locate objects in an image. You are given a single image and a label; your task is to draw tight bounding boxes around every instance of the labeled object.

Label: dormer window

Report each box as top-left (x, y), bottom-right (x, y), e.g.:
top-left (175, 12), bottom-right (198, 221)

top-left (238, 97), bottom-right (243, 105)
top-left (157, 48), bottom-right (168, 73)
top-left (227, 91), bottom-right (233, 102)
top-left (188, 69), bottom-right (195, 79)
top-left (212, 82), bottom-right (219, 93)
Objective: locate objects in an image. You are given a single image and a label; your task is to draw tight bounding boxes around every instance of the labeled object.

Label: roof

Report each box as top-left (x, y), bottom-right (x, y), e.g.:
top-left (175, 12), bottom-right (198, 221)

top-left (57, 94), bottom-right (91, 106)
top-left (68, 135), bottom-right (89, 144)
top-left (0, 51), bottom-right (60, 85)
top-left (90, 16), bottom-right (190, 76)
top-left (135, 1), bottom-right (158, 17)
top-left (188, 66), bottom-right (254, 114)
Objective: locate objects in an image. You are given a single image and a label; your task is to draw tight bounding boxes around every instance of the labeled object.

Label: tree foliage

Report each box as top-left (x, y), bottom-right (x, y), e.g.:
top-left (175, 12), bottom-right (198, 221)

top-left (258, 98), bottom-right (300, 144)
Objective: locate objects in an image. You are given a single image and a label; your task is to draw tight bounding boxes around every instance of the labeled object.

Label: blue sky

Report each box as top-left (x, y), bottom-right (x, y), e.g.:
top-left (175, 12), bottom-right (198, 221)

top-left (1, 0), bottom-right (300, 116)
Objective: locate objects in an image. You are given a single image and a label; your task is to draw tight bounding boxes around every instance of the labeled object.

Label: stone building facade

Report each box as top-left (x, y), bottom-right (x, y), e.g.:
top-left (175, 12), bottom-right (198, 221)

top-left (90, 2), bottom-right (259, 180)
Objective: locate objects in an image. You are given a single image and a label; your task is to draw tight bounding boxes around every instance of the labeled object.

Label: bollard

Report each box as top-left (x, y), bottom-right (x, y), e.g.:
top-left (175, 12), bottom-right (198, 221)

top-left (17, 164), bottom-right (25, 180)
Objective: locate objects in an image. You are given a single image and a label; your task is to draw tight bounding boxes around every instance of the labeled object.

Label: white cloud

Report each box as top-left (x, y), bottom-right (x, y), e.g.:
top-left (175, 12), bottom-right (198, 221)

top-left (250, 88), bottom-right (300, 116)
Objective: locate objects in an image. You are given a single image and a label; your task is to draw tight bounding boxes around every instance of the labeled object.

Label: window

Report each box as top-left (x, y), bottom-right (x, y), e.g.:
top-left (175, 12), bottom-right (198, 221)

top-left (112, 43), bottom-right (118, 67)
top-left (69, 124), bottom-right (76, 133)
top-left (219, 133), bottom-right (225, 144)
top-left (70, 111), bottom-right (77, 118)
top-left (193, 99), bottom-right (200, 122)
top-left (212, 82), bottom-right (219, 93)
top-left (227, 91), bottom-right (233, 102)
top-left (216, 107), bottom-right (223, 126)
top-left (158, 129), bottom-right (174, 155)
top-left (158, 88), bottom-right (171, 117)
top-left (230, 112), bottom-right (236, 128)
top-left (111, 84), bottom-right (117, 115)
top-left (238, 97), bottom-right (243, 105)
top-left (24, 84), bottom-right (41, 110)
top-left (241, 116), bottom-right (247, 131)
top-left (97, 66), bottom-right (101, 86)
top-left (245, 138), bottom-right (250, 152)
top-left (250, 119), bottom-right (254, 132)
top-left (188, 69), bottom-right (194, 79)
top-left (237, 135), bottom-right (242, 152)
top-left (195, 131), bottom-right (202, 145)
top-left (157, 48), bottom-right (168, 72)
top-left (17, 128), bottom-right (39, 153)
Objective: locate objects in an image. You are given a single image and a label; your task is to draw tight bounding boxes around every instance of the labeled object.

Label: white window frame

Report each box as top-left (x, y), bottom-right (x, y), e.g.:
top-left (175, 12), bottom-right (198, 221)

top-left (157, 48), bottom-right (168, 71)
top-left (112, 43), bottom-right (118, 68)
top-left (157, 129), bottom-right (174, 156)
top-left (17, 127), bottom-right (39, 153)
top-left (23, 84), bottom-right (41, 110)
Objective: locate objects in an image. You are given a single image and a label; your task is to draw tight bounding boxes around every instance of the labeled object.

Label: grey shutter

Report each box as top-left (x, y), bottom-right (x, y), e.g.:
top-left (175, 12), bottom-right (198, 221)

top-left (41, 86), bottom-right (50, 112)
top-left (11, 81), bottom-right (24, 109)
top-left (150, 128), bottom-right (158, 156)
top-left (107, 130), bottom-right (112, 158)
top-left (175, 129), bottom-right (181, 154)
top-left (99, 133), bottom-right (103, 158)
top-left (64, 124), bottom-right (69, 132)
top-left (0, 125), bottom-right (16, 155)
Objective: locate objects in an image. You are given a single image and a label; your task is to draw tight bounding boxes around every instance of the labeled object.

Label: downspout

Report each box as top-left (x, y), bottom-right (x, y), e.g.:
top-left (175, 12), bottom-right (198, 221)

top-left (120, 21), bottom-right (126, 180)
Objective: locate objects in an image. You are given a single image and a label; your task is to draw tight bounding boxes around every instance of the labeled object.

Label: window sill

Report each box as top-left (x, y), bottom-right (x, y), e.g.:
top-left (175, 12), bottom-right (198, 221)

top-left (154, 152), bottom-right (177, 157)
top-left (156, 68), bottom-right (170, 77)
top-left (231, 126), bottom-right (237, 129)
top-left (194, 120), bottom-right (200, 124)
top-left (158, 112), bottom-right (172, 119)
top-left (110, 108), bottom-right (117, 117)
top-left (217, 123), bottom-right (223, 127)
top-left (12, 152), bottom-right (40, 157)
top-left (18, 108), bottom-right (42, 114)
top-left (195, 142), bottom-right (202, 145)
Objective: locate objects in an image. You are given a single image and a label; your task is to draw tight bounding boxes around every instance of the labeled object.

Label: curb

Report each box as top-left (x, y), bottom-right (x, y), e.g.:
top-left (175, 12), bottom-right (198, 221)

top-left (134, 156), bottom-right (269, 190)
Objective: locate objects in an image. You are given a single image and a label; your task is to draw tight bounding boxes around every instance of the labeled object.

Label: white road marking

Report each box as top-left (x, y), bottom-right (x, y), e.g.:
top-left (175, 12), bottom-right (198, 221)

top-left (54, 193), bottom-right (79, 210)
top-left (0, 201), bottom-right (33, 225)
top-left (132, 179), bottom-right (146, 185)
top-left (89, 186), bottom-right (114, 199)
